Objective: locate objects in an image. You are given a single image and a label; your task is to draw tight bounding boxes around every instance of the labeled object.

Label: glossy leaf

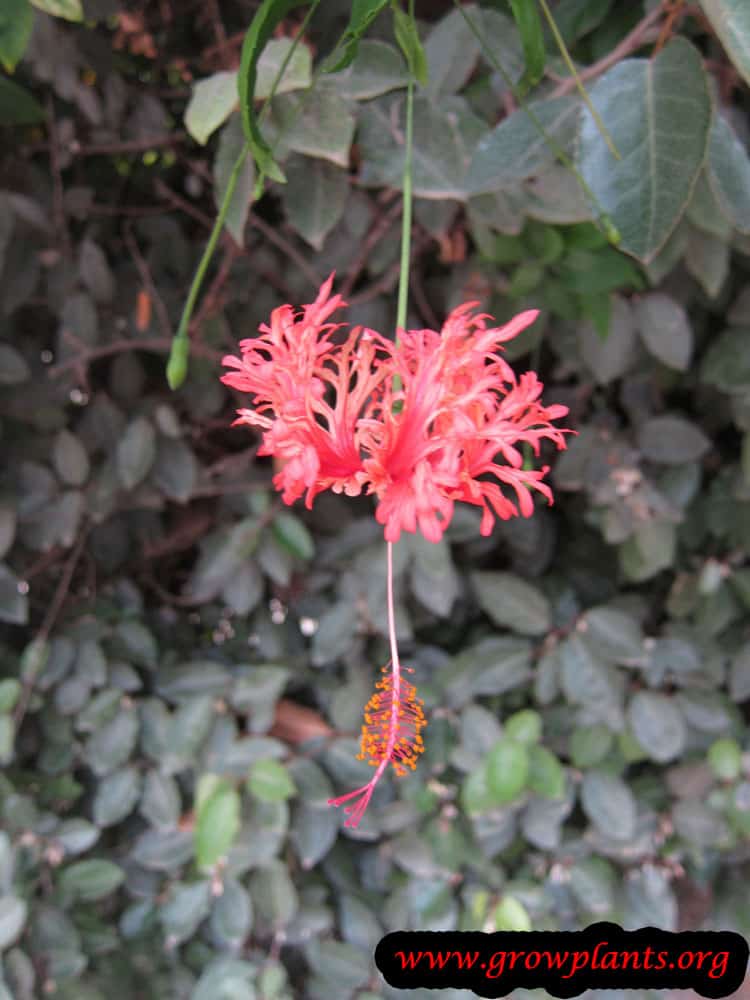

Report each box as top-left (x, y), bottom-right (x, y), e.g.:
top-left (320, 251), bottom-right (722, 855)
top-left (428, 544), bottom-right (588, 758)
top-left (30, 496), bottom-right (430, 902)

top-left (699, 0), bottom-right (750, 87)
top-left (577, 38), bottom-right (711, 262)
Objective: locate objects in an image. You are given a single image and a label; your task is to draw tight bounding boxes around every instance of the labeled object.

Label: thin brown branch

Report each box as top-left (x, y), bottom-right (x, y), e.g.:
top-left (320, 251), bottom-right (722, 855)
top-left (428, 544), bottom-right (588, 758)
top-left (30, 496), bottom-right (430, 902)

top-left (339, 196), bottom-right (402, 298)
top-left (153, 179), bottom-right (216, 230)
top-left (24, 134), bottom-right (186, 158)
top-left (550, 4), bottom-right (665, 98)
top-left (48, 336), bottom-right (223, 379)
top-left (46, 96), bottom-right (72, 262)
top-left (14, 528), bottom-right (89, 730)
top-left (249, 215), bottom-right (322, 291)
top-left (348, 230), bottom-right (434, 308)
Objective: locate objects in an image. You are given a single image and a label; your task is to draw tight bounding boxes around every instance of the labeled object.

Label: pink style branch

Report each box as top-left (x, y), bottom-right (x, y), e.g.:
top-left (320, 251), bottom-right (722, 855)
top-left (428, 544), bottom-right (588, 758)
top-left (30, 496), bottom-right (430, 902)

top-left (221, 275), bottom-right (573, 829)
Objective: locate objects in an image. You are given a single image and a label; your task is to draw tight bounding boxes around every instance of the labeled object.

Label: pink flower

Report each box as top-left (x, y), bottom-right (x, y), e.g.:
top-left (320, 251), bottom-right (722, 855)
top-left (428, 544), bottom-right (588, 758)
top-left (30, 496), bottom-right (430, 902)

top-left (221, 275), bottom-right (573, 829)
top-left (222, 276), bottom-right (572, 542)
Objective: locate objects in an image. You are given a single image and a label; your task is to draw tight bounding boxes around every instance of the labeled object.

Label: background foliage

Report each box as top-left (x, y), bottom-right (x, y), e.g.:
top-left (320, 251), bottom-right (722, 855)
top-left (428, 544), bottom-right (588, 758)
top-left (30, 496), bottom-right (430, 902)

top-left (2, 0), bottom-right (750, 997)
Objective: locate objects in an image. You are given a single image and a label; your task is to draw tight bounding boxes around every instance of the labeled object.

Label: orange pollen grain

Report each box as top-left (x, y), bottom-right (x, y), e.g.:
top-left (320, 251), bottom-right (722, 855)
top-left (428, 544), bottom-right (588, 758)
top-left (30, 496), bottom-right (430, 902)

top-left (355, 664), bottom-right (427, 777)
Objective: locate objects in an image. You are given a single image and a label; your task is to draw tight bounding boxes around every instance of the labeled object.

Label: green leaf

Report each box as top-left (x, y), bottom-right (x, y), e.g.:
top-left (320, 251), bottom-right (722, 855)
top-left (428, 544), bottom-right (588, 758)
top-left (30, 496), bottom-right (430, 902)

top-left (0, 0), bottom-right (33, 73)
top-left (707, 113), bottom-right (750, 234)
top-left (306, 939), bottom-right (371, 991)
top-left (422, 5), bottom-right (481, 97)
top-left (570, 725), bottom-right (613, 768)
top-left (53, 430), bottom-right (89, 487)
top-left (580, 769), bottom-right (637, 840)
top-left (392, 3), bottom-right (428, 85)
top-left (282, 155), bottom-right (348, 250)
top-left (29, 0), bottom-right (81, 19)
top-left (0, 896), bottom-right (27, 950)
top-left (195, 779), bottom-right (241, 870)
top-left (685, 225), bottom-right (730, 299)
top-left (0, 563), bottom-right (28, 625)
top-left (334, 39), bottom-right (409, 99)
top-left (160, 881), bottom-right (211, 945)
top-left (0, 714), bottom-right (13, 766)
top-left (254, 37), bottom-right (312, 99)
top-left (324, 0), bottom-right (390, 73)
top-left (504, 709), bottom-right (542, 745)
top-left (486, 738), bottom-right (529, 804)
top-left (619, 520), bottom-right (676, 582)
top-left (185, 71), bottom-right (238, 145)
top-left (193, 959), bottom-right (258, 1000)
top-left (0, 76), bottom-right (44, 125)
top-left (577, 293), bottom-right (637, 384)
top-left (116, 416), bottom-right (156, 491)
top-left (509, 0), bottom-right (546, 95)
top-left (58, 860), bottom-right (125, 901)
top-left (628, 691), bottom-right (687, 763)
top-left (493, 894), bottom-right (532, 932)
top-left (637, 415), bottom-right (711, 465)
top-left (93, 767), bottom-right (141, 827)
top-left (210, 879), bottom-right (253, 949)
top-left (467, 97), bottom-right (580, 194)
top-left (271, 511), bottom-right (315, 560)
top-left (471, 571), bottom-right (551, 636)
top-left (708, 737), bottom-right (743, 781)
top-left (633, 292), bottom-right (693, 371)
top-left (250, 859), bottom-right (298, 926)
top-left (358, 93), bottom-right (484, 200)
top-left (139, 771), bottom-right (181, 831)
top-left (238, 0), bottom-right (313, 183)
top-left (527, 745), bottom-right (566, 799)
top-left (247, 759), bottom-right (296, 802)
top-left (265, 78), bottom-right (355, 168)
top-left (582, 605), bottom-right (643, 663)
top-left (698, 0), bottom-right (750, 87)
top-left (577, 38), bottom-right (711, 262)
top-left (408, 533), bottom-right (459, 618)
top-left (0, 679), bottom-right (20, 713)
top-left (214, 114), bottom-right (255, 245)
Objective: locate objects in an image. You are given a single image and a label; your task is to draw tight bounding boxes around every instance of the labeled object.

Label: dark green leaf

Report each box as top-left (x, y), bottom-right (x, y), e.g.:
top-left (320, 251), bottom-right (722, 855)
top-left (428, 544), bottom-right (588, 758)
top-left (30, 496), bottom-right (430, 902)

top-left (282, 155), bottom-right (348, 250)
top-left (0, 0), bottom-right (33, 73)
top-left (271, 511), bottom-right (315, 560)
top-left (698, 0), bottom-right (750, 87)
top-left (509, 0), bottom-right (546, 95)
top-left (470, 571), bottom-right (550, 636)
top-left (58, 860), bottom-right (124, 901)
top-left (637, 415), bottom-right (710, 465)
top-left (577, 38), bottom-right (711, 262)
top-left (633, 292), bottom-right (693, 371)
top-left (628, 691), bottom-right (686, 763)
top-left (580, 770), bottom-right (637, 840)
top-left (237, 0), bottom-right (313, 183)
top-left (467, 97), bottom-right (579, 195)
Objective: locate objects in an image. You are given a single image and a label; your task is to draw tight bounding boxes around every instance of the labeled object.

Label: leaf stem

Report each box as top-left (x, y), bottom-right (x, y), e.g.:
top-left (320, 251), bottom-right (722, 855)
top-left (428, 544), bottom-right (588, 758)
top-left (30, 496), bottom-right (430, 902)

top-left (453, 1), bottom-right (620, 245)
top-left (536, 0), bottom-right (620, 160)
top-left (396, 75), bottom-right (415, 336)
top-left (166, 1), bottom-right (321, 389)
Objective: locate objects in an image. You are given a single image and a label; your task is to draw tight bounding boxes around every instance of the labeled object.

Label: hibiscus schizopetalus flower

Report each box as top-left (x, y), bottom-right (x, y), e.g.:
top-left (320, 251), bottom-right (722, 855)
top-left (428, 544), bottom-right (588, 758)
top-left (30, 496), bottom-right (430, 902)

top-left (221, 275), bottom-right (572, 828)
